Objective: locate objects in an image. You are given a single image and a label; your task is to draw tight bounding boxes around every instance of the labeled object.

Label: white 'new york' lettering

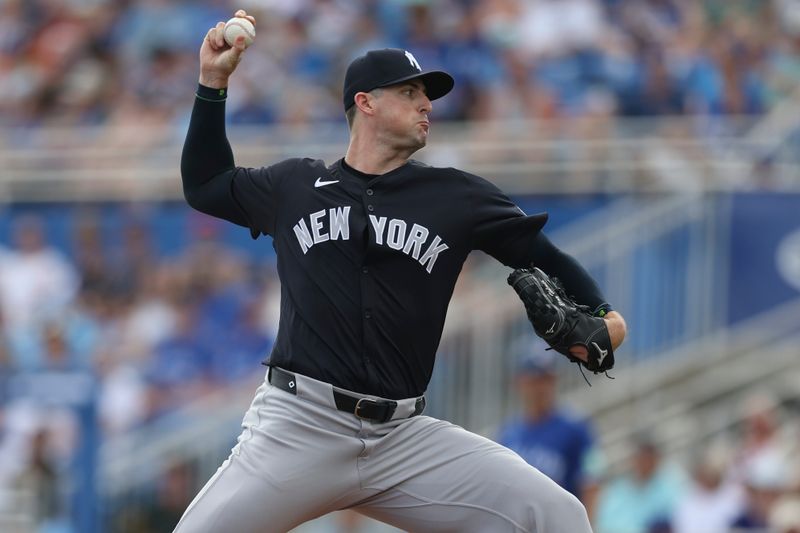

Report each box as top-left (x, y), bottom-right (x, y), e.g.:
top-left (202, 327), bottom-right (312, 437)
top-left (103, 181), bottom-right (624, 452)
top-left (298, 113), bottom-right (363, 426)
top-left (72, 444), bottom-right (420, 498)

top-left (294, 206), bottom-right (352, 254)
top-left (330, 206), bottom-right (350, 240)
top-left (299, 210), bottom-right (448, 272)
top-left (369, 214), bottom-right (448, 274)
top-left (418, 236), bottom-right (449, 273)
top-left (386, 219), bottom-right (407, 250)
top-left (369, 215), bottom-right (387, 245)
top-left (293, 219), bottom-right (314, 254)
top-left (309, 209), bottom-right (329, 244)
top-left (403, 224), bottom-right (429, 260)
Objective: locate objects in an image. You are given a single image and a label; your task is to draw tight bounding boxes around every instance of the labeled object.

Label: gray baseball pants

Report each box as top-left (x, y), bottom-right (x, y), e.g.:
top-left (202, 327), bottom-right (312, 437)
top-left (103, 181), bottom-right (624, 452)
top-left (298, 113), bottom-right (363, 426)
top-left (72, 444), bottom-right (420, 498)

top-left (173, 368), bottom-right (592, 533)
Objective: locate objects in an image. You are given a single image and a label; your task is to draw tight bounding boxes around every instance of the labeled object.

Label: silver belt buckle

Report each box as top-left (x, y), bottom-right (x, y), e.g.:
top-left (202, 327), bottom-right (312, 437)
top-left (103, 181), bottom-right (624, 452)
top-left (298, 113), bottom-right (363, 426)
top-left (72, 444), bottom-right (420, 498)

top-left (354, 397), bottom-right (380, 420)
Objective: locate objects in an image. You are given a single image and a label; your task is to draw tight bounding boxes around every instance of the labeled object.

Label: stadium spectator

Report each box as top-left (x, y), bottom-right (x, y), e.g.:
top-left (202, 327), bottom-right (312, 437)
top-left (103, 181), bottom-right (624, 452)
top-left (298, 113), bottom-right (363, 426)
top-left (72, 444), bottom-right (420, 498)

top-left (730, 448), bottom-right (793, 530)
top-left (0, 0), bottom-right (788, 131)
top-left (1, 322), bottom-right (96, 532)
top-left (13, 428), bottom-right (74, 533)
top-left (97, 356), bottom-right (149, 437)
top-left (595, 434), bottom-right (686, 533)
top-left (770, 496), bottom-right (800, 533)
top-left (144, 296), bottom-right (213, 418)
top-left (672, 440), bottom-right (744, 533)
top-left (0, 215), bottom-right (80, 370)
top-left (207, 292), bottom-right (273, 385)
top-left (496, 348), bottom-right (602, 518)
top-left (110, 459), bottom-right (196, 533)
top-left (729, 392), bottom-right (798, 487)
top-left (137, 459), bottom-right (196, 532)
top-left (71, 211), bottom-right (110, 299)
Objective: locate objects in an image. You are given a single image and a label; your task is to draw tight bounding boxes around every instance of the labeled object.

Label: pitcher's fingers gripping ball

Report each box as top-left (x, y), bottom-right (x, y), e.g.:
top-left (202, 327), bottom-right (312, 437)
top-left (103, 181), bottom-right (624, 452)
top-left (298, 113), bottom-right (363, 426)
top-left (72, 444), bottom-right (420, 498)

top-left (223, 16), bottom-right (256, 48)
top-left (508, 266), bottom-right (615, 373)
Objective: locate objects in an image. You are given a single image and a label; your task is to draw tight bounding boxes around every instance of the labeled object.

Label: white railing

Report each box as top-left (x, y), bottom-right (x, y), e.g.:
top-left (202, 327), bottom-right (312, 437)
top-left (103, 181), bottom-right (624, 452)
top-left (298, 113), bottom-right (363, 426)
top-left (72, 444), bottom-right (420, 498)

top-left (573, 298), bottom-right (800, 474)
top-left (2, 114), bottom-right (799, 202)
top-left (0, 488), bottom-right (35, 533)
top-left (425, 192), bottom-right (730, 432)
top-left (100, 382), bottom-right (254, 496)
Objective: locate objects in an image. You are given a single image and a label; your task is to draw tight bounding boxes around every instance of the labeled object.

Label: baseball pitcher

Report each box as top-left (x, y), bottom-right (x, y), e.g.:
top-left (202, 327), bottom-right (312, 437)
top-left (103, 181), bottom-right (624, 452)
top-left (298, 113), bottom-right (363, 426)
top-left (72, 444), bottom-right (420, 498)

top-left (175, 10), bottom-right (627, 533)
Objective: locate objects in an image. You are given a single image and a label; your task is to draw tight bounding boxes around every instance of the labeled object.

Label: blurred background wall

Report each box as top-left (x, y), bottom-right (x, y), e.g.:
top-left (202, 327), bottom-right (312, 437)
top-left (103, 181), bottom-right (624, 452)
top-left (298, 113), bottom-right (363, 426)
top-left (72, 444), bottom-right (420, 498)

top-left (1, 0), bottom-right (800, 532)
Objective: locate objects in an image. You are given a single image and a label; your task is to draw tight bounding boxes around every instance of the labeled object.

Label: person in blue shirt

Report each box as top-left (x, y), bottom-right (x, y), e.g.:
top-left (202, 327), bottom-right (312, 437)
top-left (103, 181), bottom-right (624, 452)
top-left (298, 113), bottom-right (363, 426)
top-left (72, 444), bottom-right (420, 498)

top-left (497, 348), bottom-right (602, 519)
top-left (596, 434), bottom-right (686, 533)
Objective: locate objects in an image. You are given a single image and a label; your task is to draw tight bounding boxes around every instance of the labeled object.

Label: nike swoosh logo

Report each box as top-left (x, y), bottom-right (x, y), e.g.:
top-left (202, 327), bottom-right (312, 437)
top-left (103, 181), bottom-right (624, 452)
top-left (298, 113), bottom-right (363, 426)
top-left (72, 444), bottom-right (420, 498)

top-left (545, 322), bottom-right (556, 335)
top-left (592, 342), bottom-right (608, 365)
top-left (314, 177), bottom-right (340, 188)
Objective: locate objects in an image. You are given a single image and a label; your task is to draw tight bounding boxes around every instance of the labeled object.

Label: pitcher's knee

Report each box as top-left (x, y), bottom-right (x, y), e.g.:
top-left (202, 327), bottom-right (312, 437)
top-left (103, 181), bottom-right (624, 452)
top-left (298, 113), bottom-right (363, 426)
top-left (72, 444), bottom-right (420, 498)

top-left (519, 488), bottom-right (591, 533)
top-left (549, 489), bottom-right (589, 521)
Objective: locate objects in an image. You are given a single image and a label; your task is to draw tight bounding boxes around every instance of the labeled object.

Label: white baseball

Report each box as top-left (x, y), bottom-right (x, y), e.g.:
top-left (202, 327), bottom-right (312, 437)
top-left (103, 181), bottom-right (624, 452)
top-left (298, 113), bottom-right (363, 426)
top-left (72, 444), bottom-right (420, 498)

top-left (223, 17), bottom-right (255, 48)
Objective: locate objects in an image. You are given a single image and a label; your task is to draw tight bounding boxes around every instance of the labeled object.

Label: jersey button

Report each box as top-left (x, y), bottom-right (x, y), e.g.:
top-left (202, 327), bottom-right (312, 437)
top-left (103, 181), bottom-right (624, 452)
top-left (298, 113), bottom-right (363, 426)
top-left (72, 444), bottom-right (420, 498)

top-left (364, 311), bottom-right (372, 319)
top-left (367, 205), bottom-right (374, 212)
top-left (362, 267), bottom-right (369, 274)
top-left (366, 189), bottom-right (374, 196)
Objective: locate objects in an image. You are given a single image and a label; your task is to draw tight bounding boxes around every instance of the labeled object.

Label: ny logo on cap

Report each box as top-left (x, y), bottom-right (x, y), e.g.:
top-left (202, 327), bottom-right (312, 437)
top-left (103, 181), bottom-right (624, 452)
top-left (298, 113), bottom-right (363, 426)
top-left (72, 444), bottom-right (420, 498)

top-left (405, 50), bottom-right (421, 71)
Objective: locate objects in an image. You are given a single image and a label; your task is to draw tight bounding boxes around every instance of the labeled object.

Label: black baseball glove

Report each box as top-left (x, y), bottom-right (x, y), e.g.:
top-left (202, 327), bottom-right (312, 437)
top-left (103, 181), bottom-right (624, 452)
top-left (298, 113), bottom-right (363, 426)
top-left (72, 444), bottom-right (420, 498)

top-left (508, 266), bottom-right (614, 373)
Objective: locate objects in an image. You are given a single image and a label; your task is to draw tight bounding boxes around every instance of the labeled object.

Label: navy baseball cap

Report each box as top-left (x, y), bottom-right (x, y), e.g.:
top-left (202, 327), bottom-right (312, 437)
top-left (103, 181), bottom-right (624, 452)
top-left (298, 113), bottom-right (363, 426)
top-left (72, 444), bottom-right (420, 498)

top-left (343, 48), bottom-right (454, 111)
top-left (515, 350), bottom-right (557, 375)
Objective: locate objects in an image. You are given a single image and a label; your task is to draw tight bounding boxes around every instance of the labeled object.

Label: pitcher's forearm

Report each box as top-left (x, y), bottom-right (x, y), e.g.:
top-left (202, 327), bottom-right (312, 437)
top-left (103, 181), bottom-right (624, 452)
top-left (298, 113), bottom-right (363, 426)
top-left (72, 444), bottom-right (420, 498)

top-left (604, 311), bottom-right (626, 349)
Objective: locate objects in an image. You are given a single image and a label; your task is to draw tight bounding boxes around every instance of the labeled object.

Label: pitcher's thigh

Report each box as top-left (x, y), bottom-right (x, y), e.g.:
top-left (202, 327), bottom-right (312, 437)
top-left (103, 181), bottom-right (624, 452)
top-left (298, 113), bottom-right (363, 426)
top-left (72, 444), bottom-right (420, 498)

top-left (358, 420), bottom-right (591, 533)
top-left (173, 449), bottom-right (322, 533)
top-left (173, 425), bottom-right (360, 533)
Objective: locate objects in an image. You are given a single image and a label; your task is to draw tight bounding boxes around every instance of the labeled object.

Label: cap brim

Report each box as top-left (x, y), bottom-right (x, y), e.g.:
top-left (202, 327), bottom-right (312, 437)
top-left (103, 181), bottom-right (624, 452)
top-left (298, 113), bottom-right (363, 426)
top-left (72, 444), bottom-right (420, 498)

top-left (377, 70), bottom-right (455, 101)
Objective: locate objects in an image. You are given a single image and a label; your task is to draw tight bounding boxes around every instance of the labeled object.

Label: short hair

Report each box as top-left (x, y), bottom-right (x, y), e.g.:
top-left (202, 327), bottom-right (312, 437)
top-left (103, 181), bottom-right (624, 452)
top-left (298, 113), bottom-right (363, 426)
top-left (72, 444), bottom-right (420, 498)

top-left (345, 88), bottom-right (382, 130)
top-left (345, 105), bottom-right (357, 129)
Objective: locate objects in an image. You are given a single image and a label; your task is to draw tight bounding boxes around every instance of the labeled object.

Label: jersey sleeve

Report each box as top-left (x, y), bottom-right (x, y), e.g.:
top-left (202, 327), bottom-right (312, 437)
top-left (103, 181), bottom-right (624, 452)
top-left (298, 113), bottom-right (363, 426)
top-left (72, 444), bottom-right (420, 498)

top-left (180, 85), bottom-right (296, 239)
top-left (530, 232), bottom-right (611, 312)
top-left (465, 172), bottom-right (548, 267)
top-left (229, 158), bottom-right (300, 238)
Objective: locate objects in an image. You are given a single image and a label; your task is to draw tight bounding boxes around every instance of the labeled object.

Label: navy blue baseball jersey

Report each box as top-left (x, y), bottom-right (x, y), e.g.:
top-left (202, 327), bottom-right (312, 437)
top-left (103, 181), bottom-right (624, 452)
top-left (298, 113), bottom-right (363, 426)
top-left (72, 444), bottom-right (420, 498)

top-left (182, 85), bottom-right (608, 399)
top-left (498, 410), bottom-right (597, 497)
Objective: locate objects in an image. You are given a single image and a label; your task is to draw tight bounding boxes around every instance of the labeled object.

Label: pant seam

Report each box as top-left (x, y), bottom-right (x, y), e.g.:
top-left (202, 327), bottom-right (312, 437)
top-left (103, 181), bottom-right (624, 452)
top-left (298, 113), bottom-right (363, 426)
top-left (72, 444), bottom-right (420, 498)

top-left (173, 453), bottom-right (237, 531)
top-left (363, 486), bottom-right (533, 533)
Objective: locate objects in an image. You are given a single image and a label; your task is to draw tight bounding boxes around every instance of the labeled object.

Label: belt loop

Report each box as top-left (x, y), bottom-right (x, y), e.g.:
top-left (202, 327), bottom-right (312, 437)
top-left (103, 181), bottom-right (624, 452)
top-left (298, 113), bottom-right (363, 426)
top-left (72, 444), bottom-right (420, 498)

top-left (414, 396), bottom-right (426, 416)
top-left (269, 366), bottom-right (297, 395)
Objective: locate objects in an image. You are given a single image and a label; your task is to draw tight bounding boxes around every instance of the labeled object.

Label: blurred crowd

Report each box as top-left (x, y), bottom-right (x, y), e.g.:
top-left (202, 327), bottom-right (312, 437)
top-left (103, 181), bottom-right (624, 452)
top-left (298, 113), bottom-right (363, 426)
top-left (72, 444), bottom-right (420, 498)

top-left (593, 395), bottom-right (800, 533)
top-left (2, 0), bottom-right (800, 531)
top-left (0, 209), bottom-right (279, 531)
top-left (2, 0), bottom-right (800, 130)
top-left (498, 352), bottom-right (800, 533)
top-left (0, 206), bottom-right (797, 532)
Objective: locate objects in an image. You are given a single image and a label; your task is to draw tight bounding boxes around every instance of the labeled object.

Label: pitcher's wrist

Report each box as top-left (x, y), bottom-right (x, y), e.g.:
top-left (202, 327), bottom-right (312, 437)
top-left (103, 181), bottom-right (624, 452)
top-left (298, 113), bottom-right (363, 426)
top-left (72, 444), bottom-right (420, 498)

top-left (198, 73), bottom-right (229, 89)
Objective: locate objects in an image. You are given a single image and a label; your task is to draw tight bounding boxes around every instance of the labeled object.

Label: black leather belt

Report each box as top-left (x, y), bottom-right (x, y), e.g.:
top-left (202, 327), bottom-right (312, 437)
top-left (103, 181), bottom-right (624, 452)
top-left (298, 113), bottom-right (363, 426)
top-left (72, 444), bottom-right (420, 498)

top-left (268, 366), bottom-right (425, 424)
